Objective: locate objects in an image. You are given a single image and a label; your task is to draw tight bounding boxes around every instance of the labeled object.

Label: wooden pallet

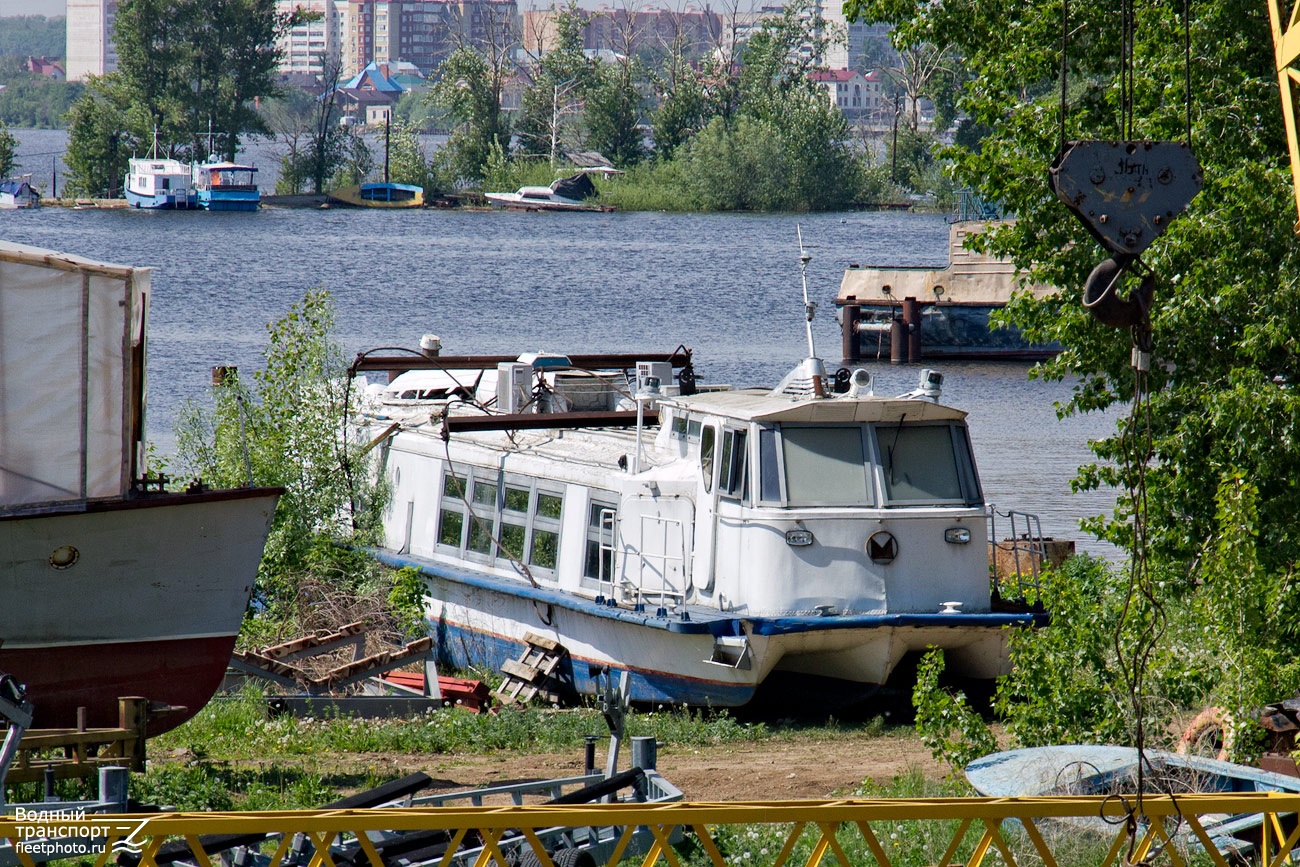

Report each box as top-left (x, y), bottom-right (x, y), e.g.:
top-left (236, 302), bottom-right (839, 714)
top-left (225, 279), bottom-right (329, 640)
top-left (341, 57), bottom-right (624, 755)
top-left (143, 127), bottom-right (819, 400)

top-left (496, 634), bottom-right (569, 705)
top-left (6, 697), bottom-right (148, 784)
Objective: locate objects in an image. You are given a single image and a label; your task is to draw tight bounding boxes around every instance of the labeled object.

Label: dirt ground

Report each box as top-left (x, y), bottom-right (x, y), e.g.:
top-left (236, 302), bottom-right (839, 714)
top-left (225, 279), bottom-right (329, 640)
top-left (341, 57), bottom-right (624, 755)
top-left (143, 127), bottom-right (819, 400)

top-left (357, 731), bottom-right (950, 803)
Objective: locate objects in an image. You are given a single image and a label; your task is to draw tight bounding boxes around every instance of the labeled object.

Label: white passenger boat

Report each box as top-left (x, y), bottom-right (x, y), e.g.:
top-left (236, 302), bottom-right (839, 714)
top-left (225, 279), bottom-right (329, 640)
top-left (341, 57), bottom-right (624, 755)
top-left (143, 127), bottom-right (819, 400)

top-left (125, 139), bottom-right (197, 209)
top-left (353, 339), bottom-right (1047, 709)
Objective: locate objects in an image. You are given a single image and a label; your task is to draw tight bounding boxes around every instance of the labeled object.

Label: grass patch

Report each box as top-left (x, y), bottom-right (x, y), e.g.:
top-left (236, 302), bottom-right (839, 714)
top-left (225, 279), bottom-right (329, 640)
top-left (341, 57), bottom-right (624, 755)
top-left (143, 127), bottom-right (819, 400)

top-left (121, 689), bottom-right (905, 810)
top-left (151, 690), bottom-right (781, 763)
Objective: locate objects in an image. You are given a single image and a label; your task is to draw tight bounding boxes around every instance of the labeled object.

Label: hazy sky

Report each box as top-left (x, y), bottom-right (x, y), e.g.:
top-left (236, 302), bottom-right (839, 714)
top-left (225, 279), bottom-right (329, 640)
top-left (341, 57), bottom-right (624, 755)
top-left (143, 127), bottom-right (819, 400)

top-left (3, 0), bottom-right (66, 17)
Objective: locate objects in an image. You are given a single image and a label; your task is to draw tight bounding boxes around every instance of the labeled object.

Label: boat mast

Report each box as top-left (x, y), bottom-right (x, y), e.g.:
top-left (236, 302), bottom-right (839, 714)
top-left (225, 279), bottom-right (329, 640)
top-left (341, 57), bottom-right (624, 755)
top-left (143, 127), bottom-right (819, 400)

top-left (384, 113), bottom-right (390, 185)
top-left (798, 226), bottom-right (817, 358)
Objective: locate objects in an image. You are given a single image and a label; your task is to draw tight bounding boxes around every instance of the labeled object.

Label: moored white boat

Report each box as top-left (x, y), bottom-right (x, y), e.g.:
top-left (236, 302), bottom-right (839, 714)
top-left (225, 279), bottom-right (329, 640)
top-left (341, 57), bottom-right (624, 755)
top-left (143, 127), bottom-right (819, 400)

top-left (125, 138), bottom-right (197, 209)
top-left (353, 339), bottom-right (1047, 709)
top-left (0, 241), bottom-right (279, 733)
top-left (485, 173), bottom-right (610, 212)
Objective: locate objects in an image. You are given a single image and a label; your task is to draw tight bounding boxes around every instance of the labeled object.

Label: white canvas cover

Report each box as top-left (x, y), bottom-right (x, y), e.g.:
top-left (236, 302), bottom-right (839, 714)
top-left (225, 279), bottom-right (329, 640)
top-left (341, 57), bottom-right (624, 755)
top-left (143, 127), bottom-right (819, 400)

top-left (0, 241), bottom-right (150, 509)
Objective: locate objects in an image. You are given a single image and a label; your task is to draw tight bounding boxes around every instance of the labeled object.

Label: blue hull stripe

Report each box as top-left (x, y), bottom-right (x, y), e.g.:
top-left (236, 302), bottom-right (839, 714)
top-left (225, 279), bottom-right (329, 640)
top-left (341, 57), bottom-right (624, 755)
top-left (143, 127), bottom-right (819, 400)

top-left (372, 549), bottom-right (1046, 636)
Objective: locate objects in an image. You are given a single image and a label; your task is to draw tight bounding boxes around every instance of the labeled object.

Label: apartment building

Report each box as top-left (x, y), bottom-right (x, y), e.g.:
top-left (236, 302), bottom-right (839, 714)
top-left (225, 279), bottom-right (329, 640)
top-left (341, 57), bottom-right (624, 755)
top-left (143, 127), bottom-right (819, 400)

top-left (65, 0), bottom-right (117, 81)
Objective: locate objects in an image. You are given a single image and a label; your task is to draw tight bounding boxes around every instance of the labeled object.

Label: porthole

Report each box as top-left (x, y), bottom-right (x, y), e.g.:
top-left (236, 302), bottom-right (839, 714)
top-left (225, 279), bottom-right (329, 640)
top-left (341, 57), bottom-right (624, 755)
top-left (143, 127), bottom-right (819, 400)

top-left (49, 545), bottom-right (80, 570)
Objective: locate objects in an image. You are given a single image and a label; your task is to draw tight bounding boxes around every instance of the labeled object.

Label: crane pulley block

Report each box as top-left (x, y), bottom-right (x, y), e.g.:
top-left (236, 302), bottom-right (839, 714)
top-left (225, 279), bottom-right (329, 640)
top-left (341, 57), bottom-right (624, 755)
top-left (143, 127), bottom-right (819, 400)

top-left (1050, 140), bottom-right (1202, 258)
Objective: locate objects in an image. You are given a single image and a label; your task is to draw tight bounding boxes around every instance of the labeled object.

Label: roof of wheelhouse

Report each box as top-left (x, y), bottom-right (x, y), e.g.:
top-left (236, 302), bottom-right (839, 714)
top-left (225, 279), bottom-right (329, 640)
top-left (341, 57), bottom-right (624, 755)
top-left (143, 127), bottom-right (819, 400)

top-left (660, 389), bottom-right (968, 424)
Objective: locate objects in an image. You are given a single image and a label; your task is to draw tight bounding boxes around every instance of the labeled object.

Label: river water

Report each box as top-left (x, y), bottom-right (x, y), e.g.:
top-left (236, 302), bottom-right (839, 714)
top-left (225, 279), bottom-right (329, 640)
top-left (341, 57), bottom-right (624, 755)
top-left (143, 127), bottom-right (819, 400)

top-left (6, 128), bottom-right (1120, 557)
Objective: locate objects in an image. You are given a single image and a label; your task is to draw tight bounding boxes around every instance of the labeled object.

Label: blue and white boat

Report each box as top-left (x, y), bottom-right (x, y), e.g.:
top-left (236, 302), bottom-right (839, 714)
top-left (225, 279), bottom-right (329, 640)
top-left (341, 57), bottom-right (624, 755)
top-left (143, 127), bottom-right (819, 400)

top-left (125, 145), bottom-right (196, 209)
top-left (967, 745), bottom-right (1300, 857)
top-left (354, 342), bottom-right (1048, 710)
top-left (0, 176), bottom-right (39, 209)
top-left (193, 158), bottom-right (260, 211)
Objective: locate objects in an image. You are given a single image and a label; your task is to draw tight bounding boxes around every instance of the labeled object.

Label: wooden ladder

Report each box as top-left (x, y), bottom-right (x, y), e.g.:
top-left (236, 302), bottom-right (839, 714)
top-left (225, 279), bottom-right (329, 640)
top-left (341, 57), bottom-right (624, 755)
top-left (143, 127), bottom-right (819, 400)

top-left (496, 633), bottom-right (568, 705)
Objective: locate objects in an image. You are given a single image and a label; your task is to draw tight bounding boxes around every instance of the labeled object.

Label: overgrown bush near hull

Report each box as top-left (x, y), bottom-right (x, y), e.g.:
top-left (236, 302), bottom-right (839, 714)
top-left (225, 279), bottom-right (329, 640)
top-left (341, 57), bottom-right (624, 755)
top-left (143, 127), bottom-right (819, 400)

top-left (174, 290), bottom-right (391, 639)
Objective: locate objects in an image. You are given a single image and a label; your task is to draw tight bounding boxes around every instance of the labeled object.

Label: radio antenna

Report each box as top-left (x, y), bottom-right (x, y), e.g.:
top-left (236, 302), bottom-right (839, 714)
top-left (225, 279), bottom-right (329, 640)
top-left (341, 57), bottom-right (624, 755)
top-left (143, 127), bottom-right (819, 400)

top-left (798, 226), bottom-right (817, 358)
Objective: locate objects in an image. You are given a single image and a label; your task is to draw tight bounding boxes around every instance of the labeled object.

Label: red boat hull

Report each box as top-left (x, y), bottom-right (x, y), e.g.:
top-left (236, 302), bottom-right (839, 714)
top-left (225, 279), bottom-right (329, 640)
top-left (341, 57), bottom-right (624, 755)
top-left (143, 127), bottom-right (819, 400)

top-left (0, 488), bottom-right (279, 734)
top-left (0, 634), bottom-right (239, 734)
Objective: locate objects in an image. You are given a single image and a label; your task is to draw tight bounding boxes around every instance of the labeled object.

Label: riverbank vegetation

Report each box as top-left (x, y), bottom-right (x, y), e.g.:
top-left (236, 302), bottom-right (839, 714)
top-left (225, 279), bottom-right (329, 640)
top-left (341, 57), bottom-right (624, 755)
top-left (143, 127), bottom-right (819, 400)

top-left (61, 0), bottom-right (305, 197)
top-left (417, 1), bottom-right (927, 211)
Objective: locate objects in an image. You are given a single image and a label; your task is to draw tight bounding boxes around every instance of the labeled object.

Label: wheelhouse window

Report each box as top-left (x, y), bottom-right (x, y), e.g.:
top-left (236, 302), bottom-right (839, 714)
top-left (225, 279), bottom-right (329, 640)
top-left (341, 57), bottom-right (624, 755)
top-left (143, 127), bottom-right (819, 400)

top-left (719, 428), bottom-right (748, 500)
top-left (699, 426), bottom-right (716, 492)
top-left (877, 423), bottom-right (981, 505)
top-left (781, 426), bottom-right (871, 506)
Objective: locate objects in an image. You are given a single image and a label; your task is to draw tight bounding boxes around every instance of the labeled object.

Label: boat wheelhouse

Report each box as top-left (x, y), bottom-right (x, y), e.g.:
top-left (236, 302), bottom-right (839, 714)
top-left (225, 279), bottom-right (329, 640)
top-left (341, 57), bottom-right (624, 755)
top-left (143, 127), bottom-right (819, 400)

top-left (356, 348), bottom-right (1047, 709)
top-left (193, 158), bottom-right (260, 211)
top-left (126, 155), bottom-right (197, 209)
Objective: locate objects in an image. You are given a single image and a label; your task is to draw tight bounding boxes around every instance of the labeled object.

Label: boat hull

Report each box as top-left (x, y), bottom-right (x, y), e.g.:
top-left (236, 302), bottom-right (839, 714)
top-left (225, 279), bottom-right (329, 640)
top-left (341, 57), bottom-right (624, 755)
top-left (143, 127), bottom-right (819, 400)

top-left (0, 487), bottom-right (279, 733)
top-left (376, 550), bottom-right (1038, 710)
top-left (484, 192), bottom-right (610, 212)
top-left (126, 190), bottom-right (197, 210)
top-left (198, 190), bottom-right (260, 211)
top-left (855, 303), bottom-right (1059, 361)
top-left (328, 184), bottom-right (424, 208)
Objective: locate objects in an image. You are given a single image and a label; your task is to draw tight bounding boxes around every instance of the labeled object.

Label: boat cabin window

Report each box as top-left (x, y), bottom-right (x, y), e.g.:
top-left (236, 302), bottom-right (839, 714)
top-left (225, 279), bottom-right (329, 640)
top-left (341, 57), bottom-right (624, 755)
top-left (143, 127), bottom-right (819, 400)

top-left (584, 499), bottom-right (617, 582)
top-left (670, 415), bottom-right (704, 444)
top-left (699, 426), bottom-right (716, 492)
top-left (877, 422), bottom-right (981, 505)
top-left (781, 426), bottom-right (872, 506)
top-left (718, 428), bottom-right (748, 501)
top-left (758, 428), bottom-right (781, 502)
top-left (436, 468), bottom-right (564, 577)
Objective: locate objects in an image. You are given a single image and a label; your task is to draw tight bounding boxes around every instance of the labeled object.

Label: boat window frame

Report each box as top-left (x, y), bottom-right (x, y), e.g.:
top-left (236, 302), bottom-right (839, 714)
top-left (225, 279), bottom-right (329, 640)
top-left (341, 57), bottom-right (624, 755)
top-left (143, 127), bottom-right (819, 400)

top-left (582, 494), bottom-right (619, 587)
top-left (775, 423), bottom-right (876, 508)
top-left (756, 427), bottom-right (783, 504)
top-left (435, 467), bottom-right (565, 578)
top-left (871, 420), bottom-right (983, 507)
top-left (718, 426), bottom-right (750, 503)
top-left (699, 424), bottom-right (717, 493)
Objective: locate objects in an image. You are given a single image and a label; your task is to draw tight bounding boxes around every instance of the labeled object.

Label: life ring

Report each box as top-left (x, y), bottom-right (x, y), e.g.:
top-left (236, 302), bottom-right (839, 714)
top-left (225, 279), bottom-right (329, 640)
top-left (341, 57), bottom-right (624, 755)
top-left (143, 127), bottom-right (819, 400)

top-left (1176, 706), bottom-right (1234, 762)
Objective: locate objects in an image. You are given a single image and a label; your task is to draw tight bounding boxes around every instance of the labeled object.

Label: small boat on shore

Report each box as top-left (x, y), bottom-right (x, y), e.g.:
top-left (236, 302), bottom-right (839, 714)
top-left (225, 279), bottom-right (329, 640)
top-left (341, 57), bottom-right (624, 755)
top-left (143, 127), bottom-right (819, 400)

top-left (485, 172), bottom-right (611, 212)
top-left (352, 339), bottom-right (1047, 709)
top-left (0, 176), bottom-right (39, 209)
top-left (328, 182), bottom-right (424, 208)
top-left (967, 745), bottom-right (1300, 857)
top-left (0, 240), bottom-right (280, 733)
top-left (193, 157), bottom-right (260, 211)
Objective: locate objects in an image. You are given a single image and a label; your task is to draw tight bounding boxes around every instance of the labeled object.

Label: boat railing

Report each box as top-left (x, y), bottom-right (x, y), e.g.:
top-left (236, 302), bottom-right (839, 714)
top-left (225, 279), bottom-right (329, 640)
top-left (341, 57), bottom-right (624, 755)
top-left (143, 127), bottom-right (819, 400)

top-left (987, 506), bottom-right (1046, 601)
top-left (629, 514), bottom-right (688, 617)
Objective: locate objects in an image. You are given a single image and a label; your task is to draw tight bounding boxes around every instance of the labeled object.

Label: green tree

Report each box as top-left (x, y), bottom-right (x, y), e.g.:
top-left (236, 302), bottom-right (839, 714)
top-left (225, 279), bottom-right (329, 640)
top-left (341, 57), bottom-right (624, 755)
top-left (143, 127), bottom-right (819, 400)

top-left (430, 45), bottom-right (512, 183)
top-left (175, 291), bottom-right (385, 620)
top-left (0, 15), bottom-right (65, 58)
top-left (661, 0), bottom-right (859, 211)
top-left (0, 122), bottom-right (15, 178)
top-left (852, 0), bottom-right (1300, 749)
top-left (516, 3), bottom-right (594, 164)
top-left (66, 0), bottom-right (299, 186)
top-left (384, 117), bottom-right (429, 187)
top-left (649, 32), bottom-right (709, 158)
top-left (63, 79), bottom-right (134, 197)
top-left (585, 57), bottom-right (644, 166)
